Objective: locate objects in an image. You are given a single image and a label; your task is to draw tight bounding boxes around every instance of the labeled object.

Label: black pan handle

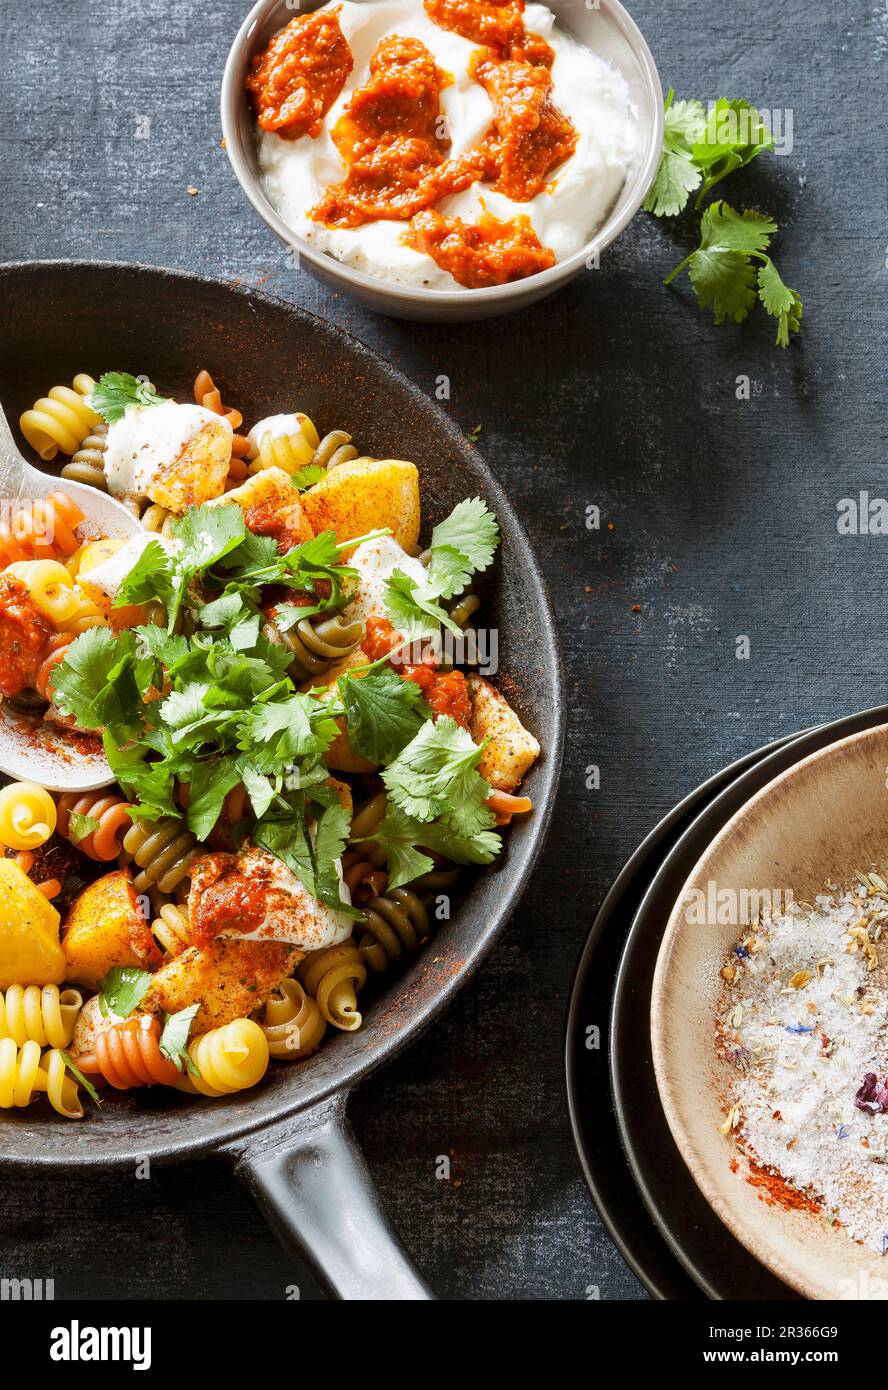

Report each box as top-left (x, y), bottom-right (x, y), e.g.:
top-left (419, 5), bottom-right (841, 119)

top-left (224, 1094), bottom-right (434, 1301)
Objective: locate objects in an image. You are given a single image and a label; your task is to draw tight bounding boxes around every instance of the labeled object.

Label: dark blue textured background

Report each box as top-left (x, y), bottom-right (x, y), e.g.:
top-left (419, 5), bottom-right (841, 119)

top-left (0, 0), bottom-right (884, 1299)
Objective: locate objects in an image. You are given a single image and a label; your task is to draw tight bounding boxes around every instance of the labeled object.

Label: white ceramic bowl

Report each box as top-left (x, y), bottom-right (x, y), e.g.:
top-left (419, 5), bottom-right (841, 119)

top-left (221, 0), bottom-right (664, 321)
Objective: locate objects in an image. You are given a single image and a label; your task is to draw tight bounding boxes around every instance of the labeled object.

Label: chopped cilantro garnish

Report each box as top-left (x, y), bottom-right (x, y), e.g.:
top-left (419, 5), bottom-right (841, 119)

top-left (98, 966), bottom-right (154, 1018)
top-left (340, 669), bottom-right (427, 766)
top-left (382, 716), bottom-right (495, 838)
top-left (91, 371), bottom-right (167, 424)
top-left (383, 498), bottom-right (499, 639)
top-left (355, 801), bottom-right (501, 890)
top-left (66, 812), bottom-right (100, 846)
top-left (60, 1051), bottom-right (102, 1108)
top-left (51, 496), bottom-right (506, 913)
top-left (644, 91), bottom-right (774, 218)
top-left (158, 1004), bottom-right (201, 1077)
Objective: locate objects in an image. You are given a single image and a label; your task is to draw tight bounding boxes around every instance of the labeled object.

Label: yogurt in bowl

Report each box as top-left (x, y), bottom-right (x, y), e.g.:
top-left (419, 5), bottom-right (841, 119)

top-left (250, 0), bottom-right (640, 291)
top-left (250, 0), bottom-right (639, 289)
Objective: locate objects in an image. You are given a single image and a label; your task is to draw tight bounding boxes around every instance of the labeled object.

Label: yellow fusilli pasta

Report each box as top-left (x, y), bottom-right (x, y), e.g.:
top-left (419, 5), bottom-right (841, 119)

top-left (3, 560), bottom-right (106, 633)
top-left (0, 1038), bottom-right (83, 1119)
top-left (141, 502), bottom-right (178, 536)
top-left (297, 941), bottom-right (366, 1032)
top-left (0, 782), bottom-right (57, 849)
top-left (150, 902), bottom-right (191, 957)
top-left (256, 977), bottom-right (327, 1059)
top-left (248, 413), bottom-right (320, 475)
top-left (178, 1018), bottom-right (270, 1097)
top-left (0, 984), bottom-right (82, 1049)
top-left (19, 374), bottom-right (99, 461)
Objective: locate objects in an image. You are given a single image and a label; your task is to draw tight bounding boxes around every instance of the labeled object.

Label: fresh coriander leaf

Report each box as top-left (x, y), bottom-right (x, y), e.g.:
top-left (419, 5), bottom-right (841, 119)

top-left (384, 570), bottom-right (462, 640)
top-left (645, 92), bottom-right (774, 218)
top-left (290, 464), bottom-right (328, 491)
top-left (358, 802), bottom-right (501, 889)
top-left (215, 526), bottom-right (364, 613)
top-left (229, 613), bottom-right (261, 651)
top-left (199, 592), bottom-right (263, 651)
top-left (695, 201), bottom-right (776, 255)
top-left (643, 91), bottom-right (706, 217)
top-left (93, 640), bottom-right (157, 736)
top-left (171, 503), bottom-right (246, 570)
top-left (60, 1051), bottom-right (102, 1108)
top-left (185, 757), bottom-right (244, 839)
top-left (663, 92), bottom-right (707, 145)
top-left (340, 669), bottom-right (427, 765)
top-left (238, 694), bottom-right (329, 770)
top-left (425, 544), bottom-right (473, 603)
top-left (51, 628), bottom-right (128, 731)
top-left (666, 202), bottom-right (802, 343)
top-left (757, 259), bottom-right (804, 347)
top-left (199, 592), bottom-right (249, 630)
top-left (665, 203), bottom-right (770, 324)
top-left (645, 147), bottom-right (702, 218)
top-left (272, 602), bottom-right (324, 632)
top-left (688, 247), bottom-right (759, 325)
top-left (91, 372), bottom-right (166, 424)
top-left (66, 812), bottom-right (100, 846)
top-left (254, 807), bottom-right (316, 894)
top-left (383, 500), bottom-right (498, 641)
top-left (414, 820), bottom-right (501, 869)
top-left (382, 716), bottom-right (495, 837)
top-left (313, 802), bottom-right (353, 908)
top-left (217, 528), bottom-right (281, 574)
top-left (134, 624), bottom-right (189, 672)
top-left (430, 498), bottom-right (499, 576)
top-left (115, 538), bottom-right (175, 610)
top-left (691, 99), bottom-right (774, 206)
top-left (238, 763), bottom-right (277, 819)
top-left (164, 505), bottom-right (246, 629)
top-left (159, 682), bottom-right (217, 735)
top-left (98, 966), bottom-right (154, 1018)
top-left (104, 738), bottom-right (180, 820)
top-left (254, 799), bottom-right (361, 917)
top-left (158, 1004), bottom-right (201, 1076)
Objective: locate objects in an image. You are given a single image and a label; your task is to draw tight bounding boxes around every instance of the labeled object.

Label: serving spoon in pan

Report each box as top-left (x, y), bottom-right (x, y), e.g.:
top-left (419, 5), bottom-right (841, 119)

top-left (0, 401), bottom-right (141, 792)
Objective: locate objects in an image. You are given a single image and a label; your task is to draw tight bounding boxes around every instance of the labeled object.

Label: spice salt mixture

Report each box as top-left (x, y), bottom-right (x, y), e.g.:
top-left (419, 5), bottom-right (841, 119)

top-left (716, 876), bottom-right (888, 1254)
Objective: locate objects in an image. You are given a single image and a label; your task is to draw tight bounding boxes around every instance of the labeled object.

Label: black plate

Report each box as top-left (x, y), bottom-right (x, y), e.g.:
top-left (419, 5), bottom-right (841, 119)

top-left (565, 731), bottom-right (805, 1299)
top-left (611, 704), bottom-right (888, 1299)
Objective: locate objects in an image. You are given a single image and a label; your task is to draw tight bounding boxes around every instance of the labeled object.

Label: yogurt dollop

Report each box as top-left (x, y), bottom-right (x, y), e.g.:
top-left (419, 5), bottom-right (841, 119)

top-left (104, 400), bottom-right (232, 506)
top-left (257, 0), bottom-right (638, 289)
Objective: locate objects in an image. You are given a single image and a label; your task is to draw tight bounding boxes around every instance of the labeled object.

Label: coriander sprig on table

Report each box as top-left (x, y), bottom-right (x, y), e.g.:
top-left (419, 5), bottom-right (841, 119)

top-left (644, 89), bottom-right (802, 347)
top-left (51, 499), bottom-right (503, 909)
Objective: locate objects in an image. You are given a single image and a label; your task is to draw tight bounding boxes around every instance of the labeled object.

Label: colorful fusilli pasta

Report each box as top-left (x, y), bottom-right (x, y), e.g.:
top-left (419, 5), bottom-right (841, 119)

top-left (0, 983), bottom-right (82, 1049)
top-left (297, 940), bottom-right (366, 1031)
top-left (57, 792), bottom-right (133, 862)
top-left (0, 492), bottom-right (84, 566)
top-left (119, 819), bottom-right (201, 896)
top-left (0, 1038), bottom-right (82, 1118)
top-left (19, 375), bottom-right (99, 461)
top-left (255, 978), bottom-right (327, 1059)
top-left (0, 782), bottom-right (57, 850)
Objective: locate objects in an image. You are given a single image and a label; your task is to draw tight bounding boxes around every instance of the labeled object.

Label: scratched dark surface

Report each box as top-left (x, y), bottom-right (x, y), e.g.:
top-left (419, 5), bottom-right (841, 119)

top-left (0, 0), bottom-right (884, 1301)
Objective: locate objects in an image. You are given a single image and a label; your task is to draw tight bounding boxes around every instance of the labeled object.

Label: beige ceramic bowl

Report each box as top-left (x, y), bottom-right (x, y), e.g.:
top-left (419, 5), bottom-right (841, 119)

top-left (652, 724), bottom-right (888, 1300)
